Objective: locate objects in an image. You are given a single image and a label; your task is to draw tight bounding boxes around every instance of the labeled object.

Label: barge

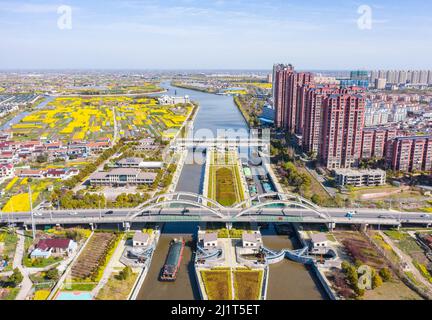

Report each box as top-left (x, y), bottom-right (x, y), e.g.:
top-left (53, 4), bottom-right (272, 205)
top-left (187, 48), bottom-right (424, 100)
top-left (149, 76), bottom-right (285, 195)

top-left (160, 238), bottom-right (185, 281)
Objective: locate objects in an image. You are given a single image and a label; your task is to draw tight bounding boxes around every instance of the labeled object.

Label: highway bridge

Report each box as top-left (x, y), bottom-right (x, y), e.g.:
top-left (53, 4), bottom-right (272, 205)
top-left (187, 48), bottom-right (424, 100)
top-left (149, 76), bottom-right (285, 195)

top-left (174, 138), bottom-right (269, 149)
top-left (1, 192), bottom-right (431, 229)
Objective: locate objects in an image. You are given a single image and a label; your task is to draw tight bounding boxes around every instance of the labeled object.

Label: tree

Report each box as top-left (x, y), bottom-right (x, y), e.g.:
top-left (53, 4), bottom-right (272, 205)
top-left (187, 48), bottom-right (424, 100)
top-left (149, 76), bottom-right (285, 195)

top-left (46, 268), bottom-right (60, 281)
top-left (8, 268), bottom-right (23, 287)
top-left (117, 266), bottom-right (132, 281)
top-left (372, 273), bottom-right (383, 289)
top-left (379, 268), bottom-right (392, 282)
top-left (311, 194), bottom-right (323, 205)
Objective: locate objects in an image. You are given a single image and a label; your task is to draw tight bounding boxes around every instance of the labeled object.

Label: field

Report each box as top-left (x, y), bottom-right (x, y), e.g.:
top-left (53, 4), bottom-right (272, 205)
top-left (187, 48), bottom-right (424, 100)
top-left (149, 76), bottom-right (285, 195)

top-left (237, 82), bottom-right (272, 89)
top-left (333, 231), bottom-right (387, 269)
top-left (0, 231), bottom-right (18, 272)
top-left (71, 232), bottom-right (118, 281)
top-left (208, 151), bottom-right (245, 207)
top-left (384, 230), bottom-right (432, 283)
top-left (10, 96), bottom-right (193, 142)
top-left (233, 269), bottom-right (263, 300)
top-left (96, 271), bottom-right (138, 300)
top-left (1, 179), bottom-right (57, 213)
top-left (201, 269), bottom-right (232, 300)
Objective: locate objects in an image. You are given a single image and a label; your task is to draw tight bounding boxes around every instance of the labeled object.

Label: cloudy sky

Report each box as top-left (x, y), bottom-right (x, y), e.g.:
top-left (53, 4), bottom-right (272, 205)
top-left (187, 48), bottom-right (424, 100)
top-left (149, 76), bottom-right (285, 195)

top-left (1, 0), bottom-right (431, 70)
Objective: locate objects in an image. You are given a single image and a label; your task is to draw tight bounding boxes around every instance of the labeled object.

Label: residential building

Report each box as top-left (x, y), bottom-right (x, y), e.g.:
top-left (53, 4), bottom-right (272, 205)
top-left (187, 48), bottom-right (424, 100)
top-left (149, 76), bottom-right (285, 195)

top-left (386, 136), bottom-right (432, 172)
top-left (30, 238), bottom-right (77, 259)
top-left (273, 64), bottom-right (313, 132)
top-left (361, 127), bottom-right (398, 159)
top-left (0, 163), bottom-right (14, 180)
top-left (334, 168), bottom-right (386, 187)
top-left (320, 93), bottom-right (366, 169)
top-left (302, 86), bottom-right (338, 155)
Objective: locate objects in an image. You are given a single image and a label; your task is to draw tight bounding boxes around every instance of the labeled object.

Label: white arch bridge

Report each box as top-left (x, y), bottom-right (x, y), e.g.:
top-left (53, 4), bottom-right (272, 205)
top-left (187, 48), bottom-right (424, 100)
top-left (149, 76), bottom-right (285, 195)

top-left (127, 192), bottom-right (330, 221)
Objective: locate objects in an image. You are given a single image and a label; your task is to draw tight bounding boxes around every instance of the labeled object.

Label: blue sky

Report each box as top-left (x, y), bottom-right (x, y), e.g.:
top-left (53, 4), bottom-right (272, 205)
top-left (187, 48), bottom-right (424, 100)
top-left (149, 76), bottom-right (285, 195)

top-left (0, 0), bottom-right (431, 70)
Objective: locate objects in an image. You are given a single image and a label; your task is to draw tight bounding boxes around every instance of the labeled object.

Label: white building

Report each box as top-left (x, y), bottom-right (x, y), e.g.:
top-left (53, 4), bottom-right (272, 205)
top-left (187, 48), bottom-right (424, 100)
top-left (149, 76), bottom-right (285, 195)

top-left (334, 169), bottom-right (386, 187)
top-left (202, 232), bottom-right (218, 248)
top-left (89, 168), bottom-right (157, 186)
top-left (241, 232), bottom-right (262, 249)
top-left (375, 78), bottom-right (387, 90)
top-left (158, 95), bottom-right (190, 105)
top-left (133, 232), bottom-right (150, 247)
top-left (116, 157), bottom-right (163, 169)
top-left (310, 233), bottom-right (329, 255)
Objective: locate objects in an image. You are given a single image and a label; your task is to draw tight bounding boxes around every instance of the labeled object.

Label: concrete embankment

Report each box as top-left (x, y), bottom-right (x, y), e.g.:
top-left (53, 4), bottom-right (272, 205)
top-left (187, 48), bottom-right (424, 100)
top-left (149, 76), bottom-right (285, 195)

top-left (128, 232), bottom-right (160, 300)
top-left (292, 224), bottom-right (338, 300)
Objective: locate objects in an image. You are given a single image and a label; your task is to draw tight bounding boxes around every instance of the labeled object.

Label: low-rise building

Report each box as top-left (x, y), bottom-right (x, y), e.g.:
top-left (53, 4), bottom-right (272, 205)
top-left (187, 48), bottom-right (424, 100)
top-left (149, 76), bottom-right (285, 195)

top-left (116, 157), bottom-right (163, 169)
top-left (202, 232), bottom-right (218, 248)
top-left (334, 169), bottom-right (386, 187)
top-left (89, 168), bottom-right (157, 186)
top-left (30, 238), bottom-right (77, 259)
top-left (0, 163), bottom-right (14, 180)
top-left (45, 168), bottom-right (79, 180)
top-left (310, 233), bottom-right (329, 255)
top-left (158, 95), bottom-right (190, 105)
top-left (133, 232), bottom-right (150, 247)
top-left (241, 232), bottom-right (262, 249)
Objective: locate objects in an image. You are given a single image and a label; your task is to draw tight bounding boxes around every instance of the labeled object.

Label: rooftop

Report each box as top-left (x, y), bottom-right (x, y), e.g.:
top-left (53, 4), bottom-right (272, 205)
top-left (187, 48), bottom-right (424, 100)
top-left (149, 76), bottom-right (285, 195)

top-left (310, 233), bottom-right (327, 244)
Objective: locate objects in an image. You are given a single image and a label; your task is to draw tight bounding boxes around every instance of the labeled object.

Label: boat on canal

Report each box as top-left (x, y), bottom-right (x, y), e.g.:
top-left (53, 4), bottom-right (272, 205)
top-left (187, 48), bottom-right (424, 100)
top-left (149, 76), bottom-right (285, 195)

top-left (160, 238), bottom-right (185, 281)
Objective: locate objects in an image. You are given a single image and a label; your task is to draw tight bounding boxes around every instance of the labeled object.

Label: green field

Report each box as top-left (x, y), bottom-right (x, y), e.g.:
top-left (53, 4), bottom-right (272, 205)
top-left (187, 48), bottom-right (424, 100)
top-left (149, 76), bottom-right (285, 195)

top-left (208, 151), bottom-right (245, 207)
top-left (201, 269), bottom-right (232, 300)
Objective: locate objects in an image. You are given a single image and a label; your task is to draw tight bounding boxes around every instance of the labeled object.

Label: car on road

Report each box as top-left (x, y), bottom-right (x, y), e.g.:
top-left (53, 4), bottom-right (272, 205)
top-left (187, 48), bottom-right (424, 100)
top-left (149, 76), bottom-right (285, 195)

top-left (181, 208), bottom-right (190, 214)
top-left (345, 211), bottom-right (357, 218)
top-left (105, 210), bottom-right (114, 215)
top-left (69, 212), bottom-right (79, 216)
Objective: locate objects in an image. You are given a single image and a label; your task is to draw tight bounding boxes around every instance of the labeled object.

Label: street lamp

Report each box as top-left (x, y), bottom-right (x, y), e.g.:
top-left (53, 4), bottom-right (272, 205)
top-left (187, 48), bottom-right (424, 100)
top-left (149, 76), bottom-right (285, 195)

top-left (99, 200), bottom-right (102, 219)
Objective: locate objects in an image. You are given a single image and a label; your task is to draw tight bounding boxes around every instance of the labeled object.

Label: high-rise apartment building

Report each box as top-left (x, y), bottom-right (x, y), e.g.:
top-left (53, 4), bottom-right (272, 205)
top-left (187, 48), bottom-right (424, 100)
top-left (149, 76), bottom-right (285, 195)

top-left (302, 86), bottom-right (338, 155)
top-left (272, 64), bottom-right (313, 132)
top-left (320, 93), bottom-right (366, 169)
top-left (361, 127), bottom-right (398, 159)
top-left (386, 136), bottom-right (432, 172)
top-left (370, 70), bottom-right (432, 85)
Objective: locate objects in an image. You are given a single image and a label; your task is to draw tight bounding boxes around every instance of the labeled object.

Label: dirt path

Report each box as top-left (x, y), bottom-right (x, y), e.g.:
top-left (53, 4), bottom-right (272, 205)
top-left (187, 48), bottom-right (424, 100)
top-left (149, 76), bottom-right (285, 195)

top-left (379, 231), bottom-right (432, 291)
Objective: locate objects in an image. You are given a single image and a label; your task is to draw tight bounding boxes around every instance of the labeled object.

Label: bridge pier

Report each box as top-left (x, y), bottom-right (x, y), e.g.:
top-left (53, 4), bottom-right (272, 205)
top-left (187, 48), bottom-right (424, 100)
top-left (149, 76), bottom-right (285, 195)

top-left (226, 222), bottom-right (233, 230)
top-left (360, 224), bottom-right (368, 232)
top-left (327, 222), bottom-right (336, 231)
top-left (23, 225), bottom-right (28, 231)
top-left (123, 222), bottom-right (131, 232)
top-left (89, 223), bottom-right (96, 231)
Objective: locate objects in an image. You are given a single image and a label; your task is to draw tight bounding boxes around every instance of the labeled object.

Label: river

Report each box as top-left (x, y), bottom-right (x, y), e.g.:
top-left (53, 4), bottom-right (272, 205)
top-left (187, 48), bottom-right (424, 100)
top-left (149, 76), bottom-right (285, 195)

top-left (138, 82), bottom-right (325, 300)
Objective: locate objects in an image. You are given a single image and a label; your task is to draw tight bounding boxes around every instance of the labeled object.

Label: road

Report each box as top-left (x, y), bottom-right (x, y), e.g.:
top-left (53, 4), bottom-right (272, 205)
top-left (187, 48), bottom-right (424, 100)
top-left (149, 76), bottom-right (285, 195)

top-left (13, 230), bottom-right (33, 300)
top-left (1, 206), bottom-right (432, 227)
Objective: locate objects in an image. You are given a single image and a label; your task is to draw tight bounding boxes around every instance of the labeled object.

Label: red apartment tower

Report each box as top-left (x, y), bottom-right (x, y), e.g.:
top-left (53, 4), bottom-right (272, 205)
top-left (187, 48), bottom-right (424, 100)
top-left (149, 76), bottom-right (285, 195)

top-left (302, 86), bottom-right (339, 155)
top-left (320, 93), bottom-right (366, 169)
top-left (361, 127), bottom-right (398, 159)
top-left (273, 64), bottom-right (313, 132)
top-left (386, 136), bottom-right (432, 172)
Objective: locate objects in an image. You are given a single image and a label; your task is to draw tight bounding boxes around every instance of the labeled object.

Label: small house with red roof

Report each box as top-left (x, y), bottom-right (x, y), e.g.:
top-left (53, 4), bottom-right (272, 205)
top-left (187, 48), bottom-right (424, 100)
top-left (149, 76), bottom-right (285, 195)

top-left (30, 238), bottom-right (77, 259)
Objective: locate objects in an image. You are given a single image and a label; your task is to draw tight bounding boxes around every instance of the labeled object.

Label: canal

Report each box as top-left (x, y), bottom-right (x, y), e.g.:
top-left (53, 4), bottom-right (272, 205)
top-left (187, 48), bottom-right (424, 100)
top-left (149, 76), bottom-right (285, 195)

top-left (138, 82), bottom-right (325, 300)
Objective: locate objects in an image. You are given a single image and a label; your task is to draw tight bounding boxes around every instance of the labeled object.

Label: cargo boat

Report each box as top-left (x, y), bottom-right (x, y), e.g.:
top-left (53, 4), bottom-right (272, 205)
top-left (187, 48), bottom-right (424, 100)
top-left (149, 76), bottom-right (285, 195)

top-left (160, 238), bottom-right (185, 281)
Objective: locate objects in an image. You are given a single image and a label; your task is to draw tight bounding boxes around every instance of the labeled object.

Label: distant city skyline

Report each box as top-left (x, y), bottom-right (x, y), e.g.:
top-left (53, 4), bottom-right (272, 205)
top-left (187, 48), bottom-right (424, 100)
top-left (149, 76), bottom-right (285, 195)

top-left (1, 0), bottom-right (432, 70)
